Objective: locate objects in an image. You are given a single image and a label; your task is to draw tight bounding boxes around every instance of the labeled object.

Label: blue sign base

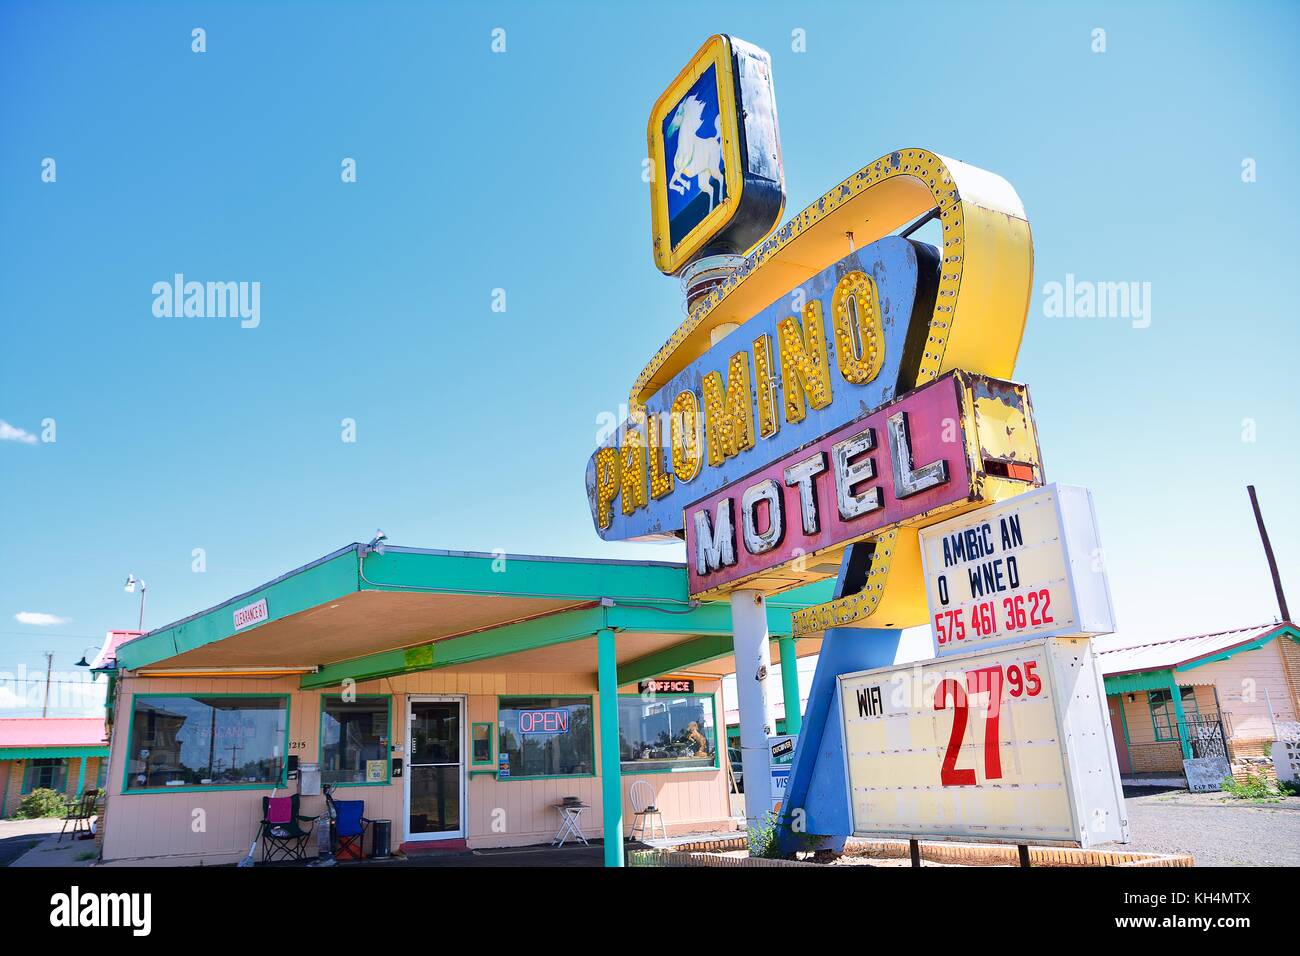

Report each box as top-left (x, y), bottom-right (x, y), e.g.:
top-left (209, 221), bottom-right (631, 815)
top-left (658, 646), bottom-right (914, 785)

top-left (777, 623), bottom-right (903, 854)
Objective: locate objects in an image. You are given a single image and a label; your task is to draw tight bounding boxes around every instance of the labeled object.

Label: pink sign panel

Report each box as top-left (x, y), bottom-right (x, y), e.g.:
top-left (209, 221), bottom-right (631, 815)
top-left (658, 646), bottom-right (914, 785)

top-left (685, 375), bottom-right (974, 596)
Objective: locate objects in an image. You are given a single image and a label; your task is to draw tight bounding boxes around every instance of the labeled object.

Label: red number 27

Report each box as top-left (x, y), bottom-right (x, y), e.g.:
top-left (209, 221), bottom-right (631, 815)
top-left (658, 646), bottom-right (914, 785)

top-left (934, 666), bottom-right (1004, 786)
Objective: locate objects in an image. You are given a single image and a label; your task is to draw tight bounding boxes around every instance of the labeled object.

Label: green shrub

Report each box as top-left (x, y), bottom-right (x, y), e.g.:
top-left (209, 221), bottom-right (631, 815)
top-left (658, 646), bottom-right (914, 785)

top-left (1220, 772), bottom-right (1279, 800)
top-left (13, 788), bottom-right (69, 819)
top-left (747, 811), bottom-right (783, 859)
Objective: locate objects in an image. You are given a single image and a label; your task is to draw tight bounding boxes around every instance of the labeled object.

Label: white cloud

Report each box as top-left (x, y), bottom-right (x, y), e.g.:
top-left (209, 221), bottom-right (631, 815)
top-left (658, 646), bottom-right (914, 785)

top-left (0, 420), bottom-right (38, 444)
top-left (13, 611), bottom-right (71, 626)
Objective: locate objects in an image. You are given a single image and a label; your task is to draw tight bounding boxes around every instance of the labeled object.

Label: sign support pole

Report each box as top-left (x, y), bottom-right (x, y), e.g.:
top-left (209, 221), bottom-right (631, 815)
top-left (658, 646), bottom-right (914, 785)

top-left (732, 589), bottom-right (776, 838)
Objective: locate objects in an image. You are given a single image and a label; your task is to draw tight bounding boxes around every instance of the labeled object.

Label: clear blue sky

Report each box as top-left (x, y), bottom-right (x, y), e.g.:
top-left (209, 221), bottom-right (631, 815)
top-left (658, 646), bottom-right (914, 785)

top-left (2, 0), bottom-right (1297, 716)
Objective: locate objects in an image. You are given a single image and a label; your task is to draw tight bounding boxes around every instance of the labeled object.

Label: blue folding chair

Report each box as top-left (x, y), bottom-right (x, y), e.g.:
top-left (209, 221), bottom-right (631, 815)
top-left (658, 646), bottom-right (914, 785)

top-left (332, 798), bottom-right (371, 861)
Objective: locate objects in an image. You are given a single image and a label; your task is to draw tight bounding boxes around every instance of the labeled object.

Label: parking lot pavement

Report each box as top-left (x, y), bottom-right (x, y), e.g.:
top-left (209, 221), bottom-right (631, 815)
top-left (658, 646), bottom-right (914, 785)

top-left (0, 819), bottom-right (64, 867)
top-left (1112, 787), bottom-right (1300, 866)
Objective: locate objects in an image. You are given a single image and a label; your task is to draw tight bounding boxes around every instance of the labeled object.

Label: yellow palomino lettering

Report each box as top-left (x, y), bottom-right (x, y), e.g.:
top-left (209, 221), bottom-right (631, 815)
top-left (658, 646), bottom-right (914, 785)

top-left (646, 411), bottom-right (674, 499)
top-left (619, 411), bottom-right (649, 516)
top-left (752, 333), bottom-right (779, 439)
top-left (669, 390), bottom-right (703, 482)
top-left (594, 446), bottom-right (620, 530)
top-left (832, 270), bottom-right (885, 385)
top-left (777, 300), bottom-right (834, 424)
top-left (702, 351), bottom-right (755, 466)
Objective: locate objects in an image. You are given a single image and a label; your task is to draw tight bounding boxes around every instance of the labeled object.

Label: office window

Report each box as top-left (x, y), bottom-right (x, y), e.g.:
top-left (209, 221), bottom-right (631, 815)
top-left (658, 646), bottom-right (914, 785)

top-left (497, 697), bottom-right (594, 778)
top-left (1149, 687), bottom-right (1200, 742)
top-left (618, 694), bottom-right (718, 772)
top-left (24, 758), bottom-right (67, 793)
top-left (126, 695), bottom-right (287, 790)
top-left (321, 696), bottom-right (391, 785)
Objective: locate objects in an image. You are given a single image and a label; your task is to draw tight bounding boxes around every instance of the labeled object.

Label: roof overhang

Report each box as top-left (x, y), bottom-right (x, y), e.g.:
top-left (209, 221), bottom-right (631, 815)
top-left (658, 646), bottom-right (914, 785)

top-left (0, 746), bottom-right (110, 760)
top-left (1101, 623), bottom-right (1298, 680)
top-left (115, 544), bottom-right (836, 690)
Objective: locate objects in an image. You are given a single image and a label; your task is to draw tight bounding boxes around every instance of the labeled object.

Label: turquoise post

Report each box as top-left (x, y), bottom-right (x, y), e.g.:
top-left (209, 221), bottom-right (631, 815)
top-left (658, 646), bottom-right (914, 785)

top-left (75, 756), bottom-right (87, 798)
top-left (1168, 672), bottom-right (1193, 760)
top-left (778, 635), bottom-right (802, 736)
top-left (597, 627), bottom-right (624, 867)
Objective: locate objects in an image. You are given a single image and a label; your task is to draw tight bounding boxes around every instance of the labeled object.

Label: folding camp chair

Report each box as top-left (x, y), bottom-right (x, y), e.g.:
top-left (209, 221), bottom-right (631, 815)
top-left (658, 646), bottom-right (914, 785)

top-left (260, 793), bottom-right (316, 863)
top-left (331, 799), bottom-right (372, 861)
top-left (59, 789), bottom-right (100, 843)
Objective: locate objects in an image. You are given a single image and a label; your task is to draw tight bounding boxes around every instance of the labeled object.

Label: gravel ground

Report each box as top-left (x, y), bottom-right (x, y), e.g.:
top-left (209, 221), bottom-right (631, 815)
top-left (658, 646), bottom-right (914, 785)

top-left (1110, 787), bottom-right (1300, 866)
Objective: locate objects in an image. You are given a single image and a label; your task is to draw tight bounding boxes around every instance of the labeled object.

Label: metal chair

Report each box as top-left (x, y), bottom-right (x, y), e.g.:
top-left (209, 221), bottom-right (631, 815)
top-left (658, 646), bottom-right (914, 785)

top-left (59, 789), bottom-right (100, 843)
top-left (259, 793), bottom-right (316, 863)
top-left (627, 780), bottom-right (667, 842)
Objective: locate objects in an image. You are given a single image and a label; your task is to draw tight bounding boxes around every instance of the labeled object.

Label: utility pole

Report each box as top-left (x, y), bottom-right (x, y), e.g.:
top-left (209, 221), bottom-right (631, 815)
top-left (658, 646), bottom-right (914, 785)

top-left (1248, 485), bottom-right (1291, 622)
top-left (41, 652), bottom-right (54, 718)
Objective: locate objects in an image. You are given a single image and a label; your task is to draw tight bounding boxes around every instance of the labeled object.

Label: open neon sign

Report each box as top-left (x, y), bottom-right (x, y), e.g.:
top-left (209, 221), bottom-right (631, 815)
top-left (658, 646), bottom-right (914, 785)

top-left (518, 709), bottom-right (569, 734)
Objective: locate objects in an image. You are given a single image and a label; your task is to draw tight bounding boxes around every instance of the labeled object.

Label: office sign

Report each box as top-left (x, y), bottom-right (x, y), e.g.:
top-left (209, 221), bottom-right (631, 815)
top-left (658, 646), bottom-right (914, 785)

top-left (648, 35), bottom-right (784, 275)
top-left (589, 236), bottom-right (936, 541)
top-left (638, 679), bottom-right (695, 694)
top-left (837, 637), bottom-right (1128, 847)
top-left (685, 371), bottom-right (1042, 600)
top-left (920, 484), bottom-right (1116, 656)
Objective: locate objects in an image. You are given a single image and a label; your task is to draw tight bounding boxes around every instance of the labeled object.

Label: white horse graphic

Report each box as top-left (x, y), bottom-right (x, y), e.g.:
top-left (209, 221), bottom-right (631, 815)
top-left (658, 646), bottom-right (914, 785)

top-left (666, 95), bottom-right (724, 212)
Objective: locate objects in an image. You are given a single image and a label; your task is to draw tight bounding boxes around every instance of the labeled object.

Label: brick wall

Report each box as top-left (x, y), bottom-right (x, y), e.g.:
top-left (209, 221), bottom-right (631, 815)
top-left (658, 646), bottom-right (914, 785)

top-left (1127, 741), bottom-right (1183, 773)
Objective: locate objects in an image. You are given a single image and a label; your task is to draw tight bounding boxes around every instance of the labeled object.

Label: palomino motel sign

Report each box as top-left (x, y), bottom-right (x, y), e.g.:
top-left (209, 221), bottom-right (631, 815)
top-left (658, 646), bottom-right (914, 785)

top-left (580, 33), bottom-right (1126, 851)
top-left (586, 35), bottom-right (1037, 630)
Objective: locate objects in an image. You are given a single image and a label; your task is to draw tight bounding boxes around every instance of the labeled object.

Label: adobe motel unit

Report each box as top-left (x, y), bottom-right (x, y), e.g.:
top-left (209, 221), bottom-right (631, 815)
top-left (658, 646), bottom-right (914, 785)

top-left (97, 543), bottom-right (831, 865)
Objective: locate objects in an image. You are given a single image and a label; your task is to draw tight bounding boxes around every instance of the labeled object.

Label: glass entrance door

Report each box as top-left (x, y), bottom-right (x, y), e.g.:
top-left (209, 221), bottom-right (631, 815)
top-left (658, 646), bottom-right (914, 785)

top-left (406, 698), bottom-right (464, 841)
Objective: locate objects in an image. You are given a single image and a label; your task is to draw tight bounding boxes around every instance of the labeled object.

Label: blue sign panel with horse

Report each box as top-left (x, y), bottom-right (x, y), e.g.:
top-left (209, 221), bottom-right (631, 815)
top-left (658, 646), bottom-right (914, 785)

top-left (663, 65), bottom-right (727, 249)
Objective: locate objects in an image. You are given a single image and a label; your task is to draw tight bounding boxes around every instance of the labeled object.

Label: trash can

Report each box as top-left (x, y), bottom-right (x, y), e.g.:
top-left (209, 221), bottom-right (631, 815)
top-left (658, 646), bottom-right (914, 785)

top-left (370, 819), bottom-right (392, 860)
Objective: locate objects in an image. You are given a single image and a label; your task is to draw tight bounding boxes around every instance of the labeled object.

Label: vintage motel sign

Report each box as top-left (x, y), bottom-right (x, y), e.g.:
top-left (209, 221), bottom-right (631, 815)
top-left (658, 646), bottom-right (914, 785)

top-left (589, 46), bottom-right (1035, 632)
top-left (920, 484), bottom-right (1117, 656)
top-left (838, 637), bottom-right (1129, 847)
top-left (648, 34), bottom-right (785, 275)
top-left (686, 371), bottom-right (1043, 605)
top-left (589, 150), bottom-right (1033, 554)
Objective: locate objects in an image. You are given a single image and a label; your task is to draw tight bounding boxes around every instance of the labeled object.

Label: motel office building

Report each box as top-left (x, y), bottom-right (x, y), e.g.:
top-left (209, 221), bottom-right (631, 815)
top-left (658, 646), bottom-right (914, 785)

top-left (97, 544), bottom-right (828, 865)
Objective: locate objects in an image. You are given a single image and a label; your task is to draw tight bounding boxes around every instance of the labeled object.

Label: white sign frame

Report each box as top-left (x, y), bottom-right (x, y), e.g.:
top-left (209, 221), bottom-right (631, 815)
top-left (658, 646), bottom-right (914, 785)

top-left (837, 637), bottom-right (1129, 848)
top-left (919, 483), bottom-right (1116, 657)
